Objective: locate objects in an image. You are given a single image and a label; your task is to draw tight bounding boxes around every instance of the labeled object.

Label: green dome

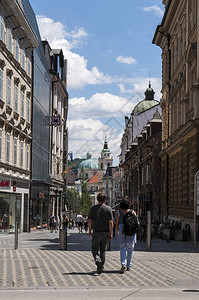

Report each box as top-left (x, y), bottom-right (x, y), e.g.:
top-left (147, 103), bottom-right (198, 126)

top-left (78, 159), bottom-right (98, 170)
top-left (133, 99), bottom-right (159, 114)
top-left (132, 82), bottom-right (159, 114)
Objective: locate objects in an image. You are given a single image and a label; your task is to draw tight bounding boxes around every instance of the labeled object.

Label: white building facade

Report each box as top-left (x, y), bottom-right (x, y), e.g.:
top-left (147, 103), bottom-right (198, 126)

top-left (0, 0), bottom-right (38, 233)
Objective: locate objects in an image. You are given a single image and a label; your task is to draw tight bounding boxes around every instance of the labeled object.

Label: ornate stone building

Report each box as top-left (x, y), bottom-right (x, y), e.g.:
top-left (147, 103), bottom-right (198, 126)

top-left (0, 0), bottom-right (38, 233)
top-left (153, 0), bottom-right (199, 237)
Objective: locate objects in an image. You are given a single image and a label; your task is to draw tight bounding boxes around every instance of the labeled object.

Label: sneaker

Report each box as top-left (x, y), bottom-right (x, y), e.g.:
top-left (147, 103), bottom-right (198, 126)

top-left (120, 265), bottom-right (126, 274)
top-left (126, 267), bottom-right (131, 271)
top-left (97, 262), bottom-right (103, 274)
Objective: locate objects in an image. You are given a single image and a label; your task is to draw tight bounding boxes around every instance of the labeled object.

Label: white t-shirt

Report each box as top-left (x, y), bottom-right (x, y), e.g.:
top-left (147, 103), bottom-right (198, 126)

top-left (77, 214), bottom-right (82, 222)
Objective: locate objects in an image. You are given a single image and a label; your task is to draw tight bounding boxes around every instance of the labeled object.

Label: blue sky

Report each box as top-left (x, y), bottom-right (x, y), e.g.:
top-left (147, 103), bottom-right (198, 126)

top-left (29, 0), bottom-right (164, 165)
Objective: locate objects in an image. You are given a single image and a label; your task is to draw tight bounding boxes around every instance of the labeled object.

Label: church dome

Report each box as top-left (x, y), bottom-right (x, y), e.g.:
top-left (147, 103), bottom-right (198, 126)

top-left (132, 82), bottom-right (159, 115)
top-left (78, 153), bottom-right (98, 170)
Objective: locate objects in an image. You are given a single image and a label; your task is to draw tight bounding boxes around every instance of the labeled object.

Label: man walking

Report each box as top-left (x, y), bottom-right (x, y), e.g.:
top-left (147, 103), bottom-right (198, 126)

top-left (88, 193), bottom-right (113, 274)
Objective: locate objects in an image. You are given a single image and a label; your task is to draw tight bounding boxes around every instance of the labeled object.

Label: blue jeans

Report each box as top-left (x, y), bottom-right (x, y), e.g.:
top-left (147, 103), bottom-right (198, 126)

top-left (118, 224), bottom-right (136, 268)
top-left (91, 232), bottom-right (110, 266)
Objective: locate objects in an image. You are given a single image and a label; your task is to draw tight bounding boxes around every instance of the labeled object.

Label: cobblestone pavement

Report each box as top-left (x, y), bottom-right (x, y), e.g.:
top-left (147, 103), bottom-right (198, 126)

top-left (0, 229), bottom-right (199, 289)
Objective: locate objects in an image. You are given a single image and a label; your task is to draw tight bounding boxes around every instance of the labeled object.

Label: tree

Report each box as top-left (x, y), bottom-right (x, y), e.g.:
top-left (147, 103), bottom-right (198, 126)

top-left (65, 188), bottom-right (80, 215)
top-left (80, 181), bottom-right (92, 215)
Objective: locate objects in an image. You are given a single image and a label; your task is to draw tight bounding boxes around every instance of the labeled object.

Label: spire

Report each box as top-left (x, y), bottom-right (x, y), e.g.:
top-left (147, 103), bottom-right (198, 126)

top-left (144, 81), bottom-right (155, 100)
top-left (102, 137), bottom-right (110, 153)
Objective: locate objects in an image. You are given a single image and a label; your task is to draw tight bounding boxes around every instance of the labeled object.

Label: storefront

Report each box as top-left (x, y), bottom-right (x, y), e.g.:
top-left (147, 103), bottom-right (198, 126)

top-left (0, 176), bottom-right (30, 234)
top-left (0, 192), bottom-right (21, 234)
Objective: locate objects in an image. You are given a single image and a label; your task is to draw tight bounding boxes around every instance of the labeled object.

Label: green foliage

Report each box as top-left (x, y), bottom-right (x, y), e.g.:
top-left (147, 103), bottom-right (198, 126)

top-left (65, 188), bottom-right (80, 215)
top-left (65, 180), bottom-right (92, 216)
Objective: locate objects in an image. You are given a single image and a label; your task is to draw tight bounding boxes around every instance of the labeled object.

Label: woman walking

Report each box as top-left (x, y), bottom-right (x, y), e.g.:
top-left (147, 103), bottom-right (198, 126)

top-left (115, 199), bottom-right (137, 274)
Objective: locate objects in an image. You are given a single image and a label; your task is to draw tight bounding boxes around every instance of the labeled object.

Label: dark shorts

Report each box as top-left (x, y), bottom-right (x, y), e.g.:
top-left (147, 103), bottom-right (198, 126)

top-left (77, 222), bottom-right (82, 227)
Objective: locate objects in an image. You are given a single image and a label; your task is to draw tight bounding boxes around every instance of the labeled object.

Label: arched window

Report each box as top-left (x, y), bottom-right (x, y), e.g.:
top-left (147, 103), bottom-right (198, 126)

top-left (101, 162), bottom-right (103, 169)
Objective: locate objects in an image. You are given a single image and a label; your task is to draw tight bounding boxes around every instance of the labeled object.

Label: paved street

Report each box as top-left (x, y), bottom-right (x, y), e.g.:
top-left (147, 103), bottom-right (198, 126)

top-left (0, 229), bottom-right (199, 299)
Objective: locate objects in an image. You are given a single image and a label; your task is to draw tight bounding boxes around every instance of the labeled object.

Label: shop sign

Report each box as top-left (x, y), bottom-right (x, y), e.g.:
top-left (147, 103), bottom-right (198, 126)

top-left (0, 177), bottom-right (11, 189)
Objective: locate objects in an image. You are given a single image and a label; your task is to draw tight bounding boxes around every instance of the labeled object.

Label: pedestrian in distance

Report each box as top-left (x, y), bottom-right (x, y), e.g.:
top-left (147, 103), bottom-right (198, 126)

top-left (88, 192), bottom-right (113, 274)
top-left (77, 212), bottom-right (83, 233)
top-left (62, 214), bottom-right (69, 230)
top-left (115, 199), bottom-right (138, 274)
top-left (49, 212), bottom-right (55, 233)
top-left (84, 215), bottom-right (88, 232)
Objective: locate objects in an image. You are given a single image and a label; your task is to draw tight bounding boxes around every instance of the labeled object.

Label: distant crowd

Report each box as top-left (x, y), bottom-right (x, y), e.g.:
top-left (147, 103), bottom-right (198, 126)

top-left (48, 212), bottom-right (88, 233)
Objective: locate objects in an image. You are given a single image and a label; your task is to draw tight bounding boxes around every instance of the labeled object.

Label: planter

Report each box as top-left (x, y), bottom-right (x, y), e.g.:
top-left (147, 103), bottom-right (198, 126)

top-left (163, 228), bottom-right (175, 240)
top-left (175, 229), bottom-right (188, 241)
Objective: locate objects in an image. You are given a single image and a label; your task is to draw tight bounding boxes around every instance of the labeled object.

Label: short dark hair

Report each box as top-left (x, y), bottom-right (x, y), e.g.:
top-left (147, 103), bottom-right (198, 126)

top-left (97, 192), bottom-right (106, 203)
top-left (119, 199), bottom-right (130, 210)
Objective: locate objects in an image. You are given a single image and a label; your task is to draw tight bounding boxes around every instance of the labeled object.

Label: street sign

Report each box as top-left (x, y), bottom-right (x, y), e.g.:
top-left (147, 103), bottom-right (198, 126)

top-left (51, 116), bottom-right (61, 126)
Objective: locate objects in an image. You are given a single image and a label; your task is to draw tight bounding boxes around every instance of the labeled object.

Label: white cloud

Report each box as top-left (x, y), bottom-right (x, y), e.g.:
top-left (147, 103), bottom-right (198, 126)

top-left (116, 55), bottom-right (137, 65)
top-left (68, 118), bottom-right (122, 162)
top-left (69, 92), bottom-right (136, 120)
top-left (142, 6), bottom-right (164, 18)
top-left (36, 15), bottom-right (112, 90)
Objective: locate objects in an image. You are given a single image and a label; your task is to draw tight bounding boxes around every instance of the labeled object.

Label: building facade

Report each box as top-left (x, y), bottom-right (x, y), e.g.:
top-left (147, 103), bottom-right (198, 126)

top-left (0, 0), bottom-right (38, 233)
top-left (119, 84), bottom-right (161, 203)
top-left (153, 0), bottom-right (199, 237)
top-left (42, 41), bottom-right (68, 225)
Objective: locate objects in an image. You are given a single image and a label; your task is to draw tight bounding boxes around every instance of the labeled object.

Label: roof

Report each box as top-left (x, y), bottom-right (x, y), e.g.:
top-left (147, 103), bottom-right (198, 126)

top-left (87, 173), bottom-right (98, 184)
top-left (78, 159), bottom-right (98, 170)
top-left (113, 171), bottom-right (120, 179)
top-left (132, 83), bottom-right (159, 115)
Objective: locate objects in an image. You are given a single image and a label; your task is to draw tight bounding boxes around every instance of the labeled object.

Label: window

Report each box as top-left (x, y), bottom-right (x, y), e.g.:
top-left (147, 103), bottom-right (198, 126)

top-left (0, 15), bottom-right (4, 42)
top-left (7, 77), bottom-right (11, 105)
top-left (21, 89), bottom-right (24, 117)
top-left (27, 56), bottom-right (31, 76)
top-left (20, 141), bottom-right (23, 167)
top-left (0, 69), bottom-right (3, 99)
top-left (0, 130), bottom-right (2, 160)
top-left (14, 84), bottom-right (18, 111)
top-left (8, 27), bottom-right (12, 52)
top-left (6, 133), bottom-right (10, 163)
top-left (26, 144), bottom-right (29, 169)
top-left (15, 38), bottom-right (19, 61)
top-left (27, 94), bottom-right (30, 122)
top-left (21, 48), bottom-right (25, 69)
top-left (14, 137), bottom-right (17, 165)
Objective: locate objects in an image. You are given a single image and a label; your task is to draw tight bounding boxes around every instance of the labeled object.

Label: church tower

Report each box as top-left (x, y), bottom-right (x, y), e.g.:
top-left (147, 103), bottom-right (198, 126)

top-left (98, 138), bottom-right (113, 186)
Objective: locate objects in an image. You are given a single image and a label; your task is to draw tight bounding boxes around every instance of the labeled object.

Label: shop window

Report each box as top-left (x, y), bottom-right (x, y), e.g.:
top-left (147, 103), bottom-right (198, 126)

top-left (0, 193), bottom-right (21, 234)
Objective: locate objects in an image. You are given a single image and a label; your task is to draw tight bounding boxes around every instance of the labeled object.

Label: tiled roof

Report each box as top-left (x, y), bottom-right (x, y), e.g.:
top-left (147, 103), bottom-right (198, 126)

top-left (87, 172), bottom-right (98, 184)
top-left (113, 171), bottom-right (120, 179)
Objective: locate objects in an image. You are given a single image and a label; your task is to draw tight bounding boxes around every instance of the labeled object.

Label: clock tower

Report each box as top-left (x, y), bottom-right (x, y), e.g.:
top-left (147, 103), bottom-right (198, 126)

top-left (98, 138), bottom-right (113, 187)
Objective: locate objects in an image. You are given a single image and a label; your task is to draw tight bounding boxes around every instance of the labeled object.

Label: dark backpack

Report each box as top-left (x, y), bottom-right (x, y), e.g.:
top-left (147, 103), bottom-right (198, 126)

top-left (123, 211), bottom-right (139, 236)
